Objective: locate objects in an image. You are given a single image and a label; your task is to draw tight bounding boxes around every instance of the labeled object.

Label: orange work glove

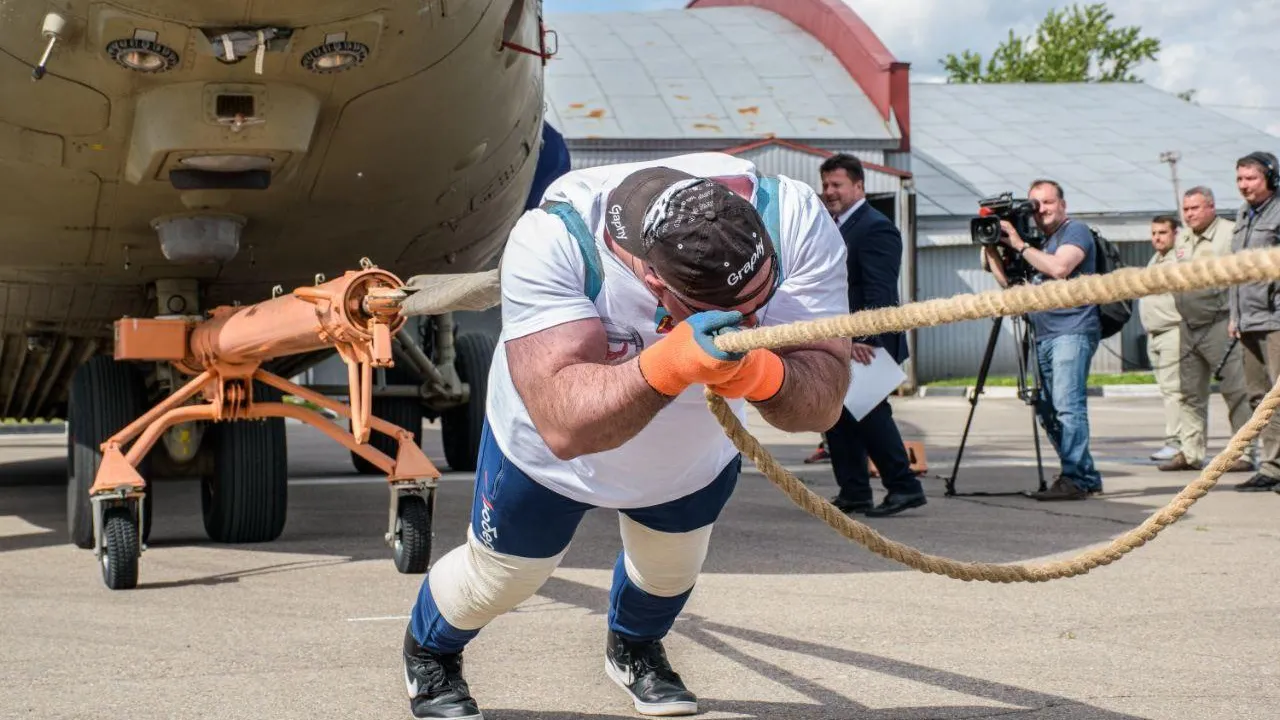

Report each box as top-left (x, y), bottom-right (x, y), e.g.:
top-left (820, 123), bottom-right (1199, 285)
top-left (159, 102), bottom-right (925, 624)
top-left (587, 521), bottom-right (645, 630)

top-left (638, 310), bottom-right (746, 397)
top-left (706, 349), bottom-right (785, 402)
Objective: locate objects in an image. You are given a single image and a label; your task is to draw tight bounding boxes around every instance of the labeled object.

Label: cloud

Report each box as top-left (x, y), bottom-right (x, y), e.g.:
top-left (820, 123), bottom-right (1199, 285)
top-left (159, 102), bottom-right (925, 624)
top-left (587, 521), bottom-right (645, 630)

top-left (838, 0), bottom-right (1056, 80)
top-left (839, 0), bottom-right (1280, 136)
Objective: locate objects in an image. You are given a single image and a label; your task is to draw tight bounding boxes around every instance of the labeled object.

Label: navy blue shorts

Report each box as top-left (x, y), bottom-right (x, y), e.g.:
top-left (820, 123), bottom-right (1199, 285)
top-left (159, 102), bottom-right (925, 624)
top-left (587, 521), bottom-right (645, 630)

top-left (470, 421), bottom-right (742, 559)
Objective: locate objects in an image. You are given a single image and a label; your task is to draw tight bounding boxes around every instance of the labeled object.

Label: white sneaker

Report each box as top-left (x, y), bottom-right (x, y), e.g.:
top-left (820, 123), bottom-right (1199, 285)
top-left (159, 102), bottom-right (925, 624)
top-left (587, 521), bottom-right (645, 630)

top-left (1150, 445), bottom-right (1180, 461)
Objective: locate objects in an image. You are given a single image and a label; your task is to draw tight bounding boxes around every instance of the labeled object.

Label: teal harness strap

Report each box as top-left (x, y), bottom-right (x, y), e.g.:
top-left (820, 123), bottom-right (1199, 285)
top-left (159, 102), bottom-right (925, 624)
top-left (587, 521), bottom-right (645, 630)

top-left (754, 175), bottom-right (784, 287)
top-left (542, 175), bottom-right (786, 301)
top-left (541, 200), bottom-right (604, 302)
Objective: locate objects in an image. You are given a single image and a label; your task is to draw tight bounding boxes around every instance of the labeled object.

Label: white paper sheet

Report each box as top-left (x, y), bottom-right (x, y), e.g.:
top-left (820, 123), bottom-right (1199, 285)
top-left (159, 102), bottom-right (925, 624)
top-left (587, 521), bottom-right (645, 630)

top-left (842, 348), bottom-right (907, 421)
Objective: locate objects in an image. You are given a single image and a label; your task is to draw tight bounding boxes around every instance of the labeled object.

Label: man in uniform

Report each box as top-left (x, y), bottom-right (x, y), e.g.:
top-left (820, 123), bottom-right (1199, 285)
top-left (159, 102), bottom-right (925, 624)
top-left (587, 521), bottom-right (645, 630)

top-left (1157, 186), bottom-right (1253, 474)
top-left (399, 152), bottom-right (852, 719)
top-left (1140, 215), bottom-right (1184, 464)
top-left (1228, 152), bottom-right (1280, 492)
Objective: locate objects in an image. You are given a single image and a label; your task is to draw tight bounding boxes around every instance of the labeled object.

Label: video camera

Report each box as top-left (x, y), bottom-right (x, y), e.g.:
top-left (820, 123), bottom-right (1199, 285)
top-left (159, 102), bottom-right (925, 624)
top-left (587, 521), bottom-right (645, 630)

top-left (971, 192), bottom-right (1046, 284)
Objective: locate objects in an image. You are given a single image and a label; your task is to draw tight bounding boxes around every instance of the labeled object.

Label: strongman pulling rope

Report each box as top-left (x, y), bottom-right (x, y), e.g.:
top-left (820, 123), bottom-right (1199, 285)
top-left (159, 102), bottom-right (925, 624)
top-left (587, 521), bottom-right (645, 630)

top-left (402, 152), bottom-right (852, 719)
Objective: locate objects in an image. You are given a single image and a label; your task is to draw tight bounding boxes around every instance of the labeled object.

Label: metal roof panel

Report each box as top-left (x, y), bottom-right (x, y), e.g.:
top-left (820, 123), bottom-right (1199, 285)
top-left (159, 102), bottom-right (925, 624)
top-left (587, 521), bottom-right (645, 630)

top-left (654, 77), bottom-right (731, 118)
top-left (547, 72), bottom-right (609, 120)
top-left (912, 82), bottom-right (1280, 214)
top-left (636, 54), bottom-right (705, 80)
top-left (545, 7), bottom-right (895, 141)
top-left (589, 59), bottom-right (659, 97)
top-left (743, 45), bottom-right (815, 79)
top-left (559, 115), bottom-right (626, 140)
top-left (609, 96), bottom-right (685, 137)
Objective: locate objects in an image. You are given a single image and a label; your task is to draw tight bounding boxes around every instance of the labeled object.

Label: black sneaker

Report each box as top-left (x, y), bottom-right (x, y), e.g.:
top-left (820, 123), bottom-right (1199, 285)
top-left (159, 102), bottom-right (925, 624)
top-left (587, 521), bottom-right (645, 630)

top-left (604, 630), bottom-right (697, 716)
top-left (403, 625), bottom-right (483, 720)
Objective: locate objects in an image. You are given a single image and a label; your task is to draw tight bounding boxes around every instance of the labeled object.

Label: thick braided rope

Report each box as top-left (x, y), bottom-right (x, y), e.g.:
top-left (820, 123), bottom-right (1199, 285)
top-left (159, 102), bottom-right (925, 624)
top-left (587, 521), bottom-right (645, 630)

top-left (697, 245), bottom-right (1280, 581)
top-left (707, 379), bottom-right (1280, 582)
top-left (711, 246), bottom-right (1280, 354)
top-left (400, 245), bottom-right (1280, 580)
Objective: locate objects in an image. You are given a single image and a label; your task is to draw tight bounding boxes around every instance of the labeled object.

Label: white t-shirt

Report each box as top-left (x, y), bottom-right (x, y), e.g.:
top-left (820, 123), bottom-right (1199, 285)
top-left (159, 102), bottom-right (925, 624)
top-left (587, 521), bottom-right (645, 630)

top-left (485, 152), bottom-right (849, 509)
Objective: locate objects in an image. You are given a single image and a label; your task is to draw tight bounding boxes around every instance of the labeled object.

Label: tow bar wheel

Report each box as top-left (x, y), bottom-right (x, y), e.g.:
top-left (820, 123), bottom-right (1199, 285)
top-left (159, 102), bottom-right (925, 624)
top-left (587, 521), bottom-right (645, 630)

top-left (95, 499), bottom-right (143, 590)
top-left (390, 486), bottom-right (435, 574)
top-left (67, 356), bottom-right (152, 550)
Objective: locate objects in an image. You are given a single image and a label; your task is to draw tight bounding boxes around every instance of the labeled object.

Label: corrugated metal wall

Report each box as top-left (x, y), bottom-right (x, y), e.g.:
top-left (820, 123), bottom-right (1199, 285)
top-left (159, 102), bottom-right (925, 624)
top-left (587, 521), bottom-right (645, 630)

top-left (913, 230), bottom-right (1159, 383)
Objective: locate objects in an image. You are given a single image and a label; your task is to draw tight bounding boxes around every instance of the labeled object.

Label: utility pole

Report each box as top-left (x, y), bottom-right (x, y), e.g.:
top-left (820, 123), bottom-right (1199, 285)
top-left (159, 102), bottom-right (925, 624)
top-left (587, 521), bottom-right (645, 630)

top-left (1160, 150), bottom-right (1182, 218)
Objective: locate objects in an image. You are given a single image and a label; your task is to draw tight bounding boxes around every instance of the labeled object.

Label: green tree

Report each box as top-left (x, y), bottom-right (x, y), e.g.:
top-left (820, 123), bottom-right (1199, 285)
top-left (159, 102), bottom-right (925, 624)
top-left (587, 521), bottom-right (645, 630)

top-left (940, 3), bottom-right (1160, 83)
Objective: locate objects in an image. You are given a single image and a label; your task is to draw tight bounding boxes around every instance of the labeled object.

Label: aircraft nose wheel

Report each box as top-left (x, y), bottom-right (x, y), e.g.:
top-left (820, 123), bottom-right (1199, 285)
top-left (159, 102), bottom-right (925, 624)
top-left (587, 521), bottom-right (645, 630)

top-left (92, 494), bottom-right (144, 590)
top-left (388, 483), bottom-right (434, 574)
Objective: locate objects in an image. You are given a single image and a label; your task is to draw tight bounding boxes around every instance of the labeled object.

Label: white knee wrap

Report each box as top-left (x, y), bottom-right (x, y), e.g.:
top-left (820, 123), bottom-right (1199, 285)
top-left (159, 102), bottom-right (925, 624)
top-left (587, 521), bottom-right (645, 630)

top-left (428, 528), bottom-right (566, 631)
top-left (618, 515), bottom-right (712, 597)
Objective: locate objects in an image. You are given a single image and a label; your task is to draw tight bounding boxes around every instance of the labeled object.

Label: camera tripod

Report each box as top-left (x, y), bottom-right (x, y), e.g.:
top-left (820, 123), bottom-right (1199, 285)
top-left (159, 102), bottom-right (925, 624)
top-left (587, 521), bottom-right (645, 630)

top-left (945, 314), bottom-right (1050, 496)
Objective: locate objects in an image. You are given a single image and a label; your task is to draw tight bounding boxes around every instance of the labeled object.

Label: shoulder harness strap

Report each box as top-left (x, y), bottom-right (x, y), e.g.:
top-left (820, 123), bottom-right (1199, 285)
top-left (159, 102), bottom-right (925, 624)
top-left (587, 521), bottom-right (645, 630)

top-left (541, 200), bottom-right (604, 302)
top-left (754, 175), bottom-right (784, 286)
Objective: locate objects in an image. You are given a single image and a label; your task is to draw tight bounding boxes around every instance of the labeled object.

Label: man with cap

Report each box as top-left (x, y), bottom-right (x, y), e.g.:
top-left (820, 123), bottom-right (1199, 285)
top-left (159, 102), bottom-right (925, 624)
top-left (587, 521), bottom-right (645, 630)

top-left (400, 152), bottom-right (851, 719)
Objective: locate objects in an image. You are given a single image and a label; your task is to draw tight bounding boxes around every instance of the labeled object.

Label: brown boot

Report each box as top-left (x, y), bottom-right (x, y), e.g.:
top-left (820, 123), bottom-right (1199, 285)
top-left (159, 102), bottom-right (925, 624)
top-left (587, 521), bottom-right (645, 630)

top-left (1029, 476), bottom-right (1089, 501)
top-left (1158, 452), bottom-right (1203, 472)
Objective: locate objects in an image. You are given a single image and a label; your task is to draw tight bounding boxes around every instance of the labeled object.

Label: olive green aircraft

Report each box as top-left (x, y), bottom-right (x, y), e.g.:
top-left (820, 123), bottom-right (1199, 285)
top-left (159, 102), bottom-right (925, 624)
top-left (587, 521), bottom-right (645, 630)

top-left (1, 0), bottom-right (552, 588)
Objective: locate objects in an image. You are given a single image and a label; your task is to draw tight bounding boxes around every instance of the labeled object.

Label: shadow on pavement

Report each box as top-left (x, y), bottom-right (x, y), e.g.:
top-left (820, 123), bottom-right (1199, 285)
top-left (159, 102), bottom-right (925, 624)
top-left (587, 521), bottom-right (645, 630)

top-left (487, 704), bottom-right (1143, 719)
top-left (492, 576), bottom-right (1149, 720)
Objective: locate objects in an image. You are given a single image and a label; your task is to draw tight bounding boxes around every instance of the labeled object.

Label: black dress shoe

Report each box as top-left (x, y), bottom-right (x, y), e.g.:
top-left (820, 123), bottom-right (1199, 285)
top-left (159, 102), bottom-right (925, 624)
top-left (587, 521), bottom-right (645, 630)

top-left (829, 495), bottom-right (873, 515)
top-left (1235, 473), bottom-right (1279, 492)
top-left (864, 492), bottom-right (927, 517)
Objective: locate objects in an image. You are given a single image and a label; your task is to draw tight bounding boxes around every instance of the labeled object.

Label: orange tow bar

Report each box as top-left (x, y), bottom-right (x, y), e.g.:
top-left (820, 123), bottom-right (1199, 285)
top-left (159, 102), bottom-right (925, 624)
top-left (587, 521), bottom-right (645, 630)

top-left (88, 259), bottom-right (441, 588)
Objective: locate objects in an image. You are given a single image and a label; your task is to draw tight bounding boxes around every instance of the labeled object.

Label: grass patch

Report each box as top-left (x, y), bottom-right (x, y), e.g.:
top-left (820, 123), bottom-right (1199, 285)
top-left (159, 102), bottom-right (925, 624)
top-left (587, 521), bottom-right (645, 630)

top-left (927, 372), bottom-right (1155, 387)
top-left (283, 395), bottom-right (326, 413)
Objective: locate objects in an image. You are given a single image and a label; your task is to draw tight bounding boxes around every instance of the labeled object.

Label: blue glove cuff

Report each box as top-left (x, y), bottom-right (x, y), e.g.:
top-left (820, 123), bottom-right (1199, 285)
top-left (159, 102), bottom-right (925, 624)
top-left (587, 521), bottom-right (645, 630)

top-left (686, 310), bottom-right (745, 361)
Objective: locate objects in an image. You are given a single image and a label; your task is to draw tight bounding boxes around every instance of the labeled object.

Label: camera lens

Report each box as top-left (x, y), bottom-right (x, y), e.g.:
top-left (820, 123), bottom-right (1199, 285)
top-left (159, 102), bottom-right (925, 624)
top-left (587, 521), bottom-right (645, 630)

top-left (970, 217), bottom-right (1002, 245)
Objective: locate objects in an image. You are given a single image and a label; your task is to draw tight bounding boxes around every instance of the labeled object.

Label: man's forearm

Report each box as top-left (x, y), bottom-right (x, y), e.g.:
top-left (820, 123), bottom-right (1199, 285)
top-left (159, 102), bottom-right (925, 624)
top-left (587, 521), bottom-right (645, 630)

top-left (752, 340), bottom-right (850, 432)
top-left (984, 247), bottom-right (1010, 288)
top-left (532, 360), bottom-right (673, 460)
top-left (1022, 246), bottom-right (1066, 278)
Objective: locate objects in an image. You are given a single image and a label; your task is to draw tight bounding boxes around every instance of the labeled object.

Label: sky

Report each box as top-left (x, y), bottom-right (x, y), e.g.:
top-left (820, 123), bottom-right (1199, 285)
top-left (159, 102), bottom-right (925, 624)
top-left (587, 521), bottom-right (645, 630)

top-left (542, 0), bottom-right (1280, 136)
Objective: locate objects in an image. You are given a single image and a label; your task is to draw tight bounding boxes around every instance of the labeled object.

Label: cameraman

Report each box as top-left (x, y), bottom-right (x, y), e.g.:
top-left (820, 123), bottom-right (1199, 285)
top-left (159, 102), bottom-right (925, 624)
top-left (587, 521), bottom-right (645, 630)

top-left (982, 179), bottom-right (1104, 501)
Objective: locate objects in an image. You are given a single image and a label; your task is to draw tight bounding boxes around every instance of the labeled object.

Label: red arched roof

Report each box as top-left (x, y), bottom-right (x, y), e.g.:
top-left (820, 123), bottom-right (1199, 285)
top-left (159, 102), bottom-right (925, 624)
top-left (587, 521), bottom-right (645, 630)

top-left (686, 0), bottom-right (910, 150)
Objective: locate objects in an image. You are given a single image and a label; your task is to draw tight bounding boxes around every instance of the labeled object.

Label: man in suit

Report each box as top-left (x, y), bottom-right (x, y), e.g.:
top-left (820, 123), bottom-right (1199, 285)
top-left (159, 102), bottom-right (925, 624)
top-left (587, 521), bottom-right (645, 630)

top-left (524, 121), bottom-right (572, 211)
top-left (818, 154), bottom-right (927, 517)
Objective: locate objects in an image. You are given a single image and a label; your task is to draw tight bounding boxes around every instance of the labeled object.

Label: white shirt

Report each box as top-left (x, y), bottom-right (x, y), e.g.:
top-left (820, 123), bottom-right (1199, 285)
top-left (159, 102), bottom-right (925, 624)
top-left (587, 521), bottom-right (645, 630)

top-left (833, 197), bottom-right (866, 229)
top-left (486, 152), bottom-right (850, 509)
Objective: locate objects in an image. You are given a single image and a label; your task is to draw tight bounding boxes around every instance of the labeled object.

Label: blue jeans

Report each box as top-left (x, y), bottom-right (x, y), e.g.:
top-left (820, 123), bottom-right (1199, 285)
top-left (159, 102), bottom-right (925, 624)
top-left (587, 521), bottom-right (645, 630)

top-left (1034, 331), bottom-right (1103, 491)
top-left (411, 422), bottom-right (742, 654)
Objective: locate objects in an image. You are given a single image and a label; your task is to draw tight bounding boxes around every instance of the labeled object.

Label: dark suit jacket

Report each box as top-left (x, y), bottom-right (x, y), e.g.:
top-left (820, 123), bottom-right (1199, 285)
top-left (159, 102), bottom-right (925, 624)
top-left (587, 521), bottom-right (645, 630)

top-left (838, 202), bottom-right (909, 365)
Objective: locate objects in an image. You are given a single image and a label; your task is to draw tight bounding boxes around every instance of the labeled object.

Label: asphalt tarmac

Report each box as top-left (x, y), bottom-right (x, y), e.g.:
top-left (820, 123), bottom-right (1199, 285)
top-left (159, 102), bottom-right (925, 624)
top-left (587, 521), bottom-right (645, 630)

top-left (2, 394), bottom-right (1277, 719)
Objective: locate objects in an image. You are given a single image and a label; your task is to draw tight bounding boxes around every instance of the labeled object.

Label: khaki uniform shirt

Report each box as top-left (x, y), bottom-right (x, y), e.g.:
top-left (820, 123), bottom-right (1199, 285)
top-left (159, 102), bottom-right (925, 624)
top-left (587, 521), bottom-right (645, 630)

top-left (1174, 216), bottom-right (1236, 328)
top-left (1140, 248), bottom-right (1182, 333)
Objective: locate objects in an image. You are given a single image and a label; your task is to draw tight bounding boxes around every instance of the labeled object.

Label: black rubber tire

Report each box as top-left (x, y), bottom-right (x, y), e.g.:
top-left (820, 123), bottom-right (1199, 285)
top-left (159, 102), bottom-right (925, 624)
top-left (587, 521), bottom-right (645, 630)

top-left (441, 331), bottom-right (497, 473)
top-left (100, 505), bottom-right (140, 590)
top-left (351, 368), bottom-right (425, 475)
top-left (67, 355), bottom-right (152, 550)
top-left (393, 493), bottom-right (433, 574)
top-left (201, 382), bottom-right (288, 544)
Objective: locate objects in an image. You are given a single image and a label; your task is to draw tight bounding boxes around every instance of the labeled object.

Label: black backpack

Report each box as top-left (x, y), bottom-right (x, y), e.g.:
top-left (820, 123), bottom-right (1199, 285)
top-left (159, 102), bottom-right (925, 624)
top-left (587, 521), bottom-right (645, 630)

top-left (1089, 227), bottom-right (1131, 339)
